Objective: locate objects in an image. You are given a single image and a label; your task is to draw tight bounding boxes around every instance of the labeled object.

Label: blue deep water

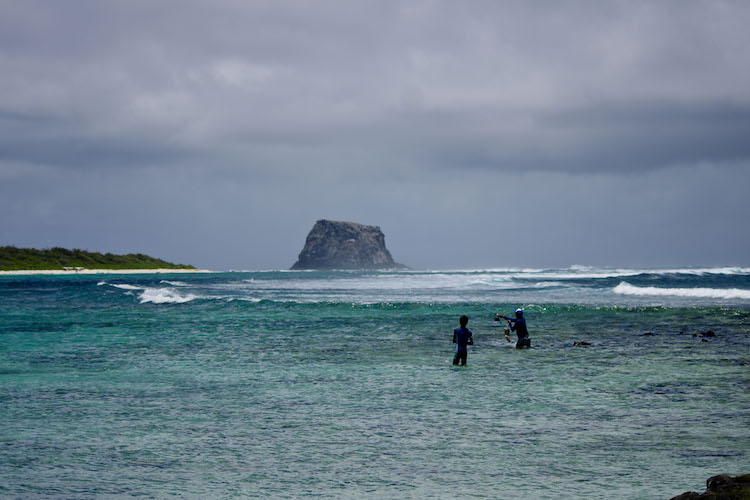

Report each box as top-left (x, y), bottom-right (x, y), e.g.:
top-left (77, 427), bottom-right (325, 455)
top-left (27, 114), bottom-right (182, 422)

top-left (1, 267), bottom-right (749, 498)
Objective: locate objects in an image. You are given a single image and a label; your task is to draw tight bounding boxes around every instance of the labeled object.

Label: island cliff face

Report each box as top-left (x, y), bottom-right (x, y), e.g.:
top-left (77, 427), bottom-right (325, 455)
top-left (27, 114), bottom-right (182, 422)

top-left (291, 220), bottom-right (405, 270)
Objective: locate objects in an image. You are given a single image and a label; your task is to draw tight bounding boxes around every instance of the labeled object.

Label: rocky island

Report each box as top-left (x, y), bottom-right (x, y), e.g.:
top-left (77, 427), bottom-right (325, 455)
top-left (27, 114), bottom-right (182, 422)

top-left (291, 220), bottom-right (405, 270)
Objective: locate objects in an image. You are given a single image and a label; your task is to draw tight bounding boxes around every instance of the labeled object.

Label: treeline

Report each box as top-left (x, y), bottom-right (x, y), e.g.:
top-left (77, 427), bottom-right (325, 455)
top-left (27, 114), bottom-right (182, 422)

top-left (0, 246), bottom-right (195, 271)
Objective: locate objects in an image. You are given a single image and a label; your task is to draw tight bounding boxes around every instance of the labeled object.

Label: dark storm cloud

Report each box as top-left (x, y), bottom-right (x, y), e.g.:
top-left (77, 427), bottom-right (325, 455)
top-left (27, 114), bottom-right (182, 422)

top-left (0, 126), bottom-right (193, 169)
top-left (537, 99), bottom-right (750, 171)
top-left (400, 98), bottom-right (750, 173)
top-left (2, 0), bottom-right (749, 174)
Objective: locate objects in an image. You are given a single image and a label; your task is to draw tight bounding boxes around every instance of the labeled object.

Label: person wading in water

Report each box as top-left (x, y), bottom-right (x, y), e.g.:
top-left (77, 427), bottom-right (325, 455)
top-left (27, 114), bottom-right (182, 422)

top-left (452, 315), bottom-right (474, 365)
top-left (496, 308), bottom-right (530, 348)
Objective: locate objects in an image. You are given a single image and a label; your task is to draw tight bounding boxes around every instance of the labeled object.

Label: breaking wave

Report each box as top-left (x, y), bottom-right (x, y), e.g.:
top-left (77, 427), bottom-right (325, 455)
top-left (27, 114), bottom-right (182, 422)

top-left (160, 280), bottom-right (189, 287)
top-left (139, 287), bottom-right (199, 304)
top-left (102, 282), bottom-right (199, 304)
top-left (613, 281), bottom-right (750, 300)
top-left (509, 266), bottom-right (750, 280)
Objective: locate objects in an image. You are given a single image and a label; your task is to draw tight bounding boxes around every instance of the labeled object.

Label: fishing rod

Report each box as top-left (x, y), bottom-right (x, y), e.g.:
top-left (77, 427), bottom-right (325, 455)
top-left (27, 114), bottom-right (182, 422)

top-left (456, 294), bottom-right (513, 342)
top-left (476, 303), bottom-right (501, 316)
top-left (455, 294), bottom-right (504, 319)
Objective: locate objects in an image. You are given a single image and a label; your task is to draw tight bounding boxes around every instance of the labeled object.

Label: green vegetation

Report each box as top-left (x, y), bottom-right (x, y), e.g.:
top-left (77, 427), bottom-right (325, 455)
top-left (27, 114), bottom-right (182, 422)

top-left (0, 246), bottom-right (196, 271)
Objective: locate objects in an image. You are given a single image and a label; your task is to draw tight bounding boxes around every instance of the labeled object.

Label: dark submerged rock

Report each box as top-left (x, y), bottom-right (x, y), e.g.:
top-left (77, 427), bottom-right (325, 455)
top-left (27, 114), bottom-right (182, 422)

top-left (670, 473), bottom-right (750, 500)
top-left (671, 493), bottom-right (701, 500)
top-left (291, 219), bottom-right (405, 270)
top-left (693, 330), bottom-right (717, 337)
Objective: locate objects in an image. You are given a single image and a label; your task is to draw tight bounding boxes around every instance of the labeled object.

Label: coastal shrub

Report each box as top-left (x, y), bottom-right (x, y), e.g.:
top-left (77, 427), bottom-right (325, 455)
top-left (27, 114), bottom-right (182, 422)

top-left (0, 246), bottom-right (195, 271)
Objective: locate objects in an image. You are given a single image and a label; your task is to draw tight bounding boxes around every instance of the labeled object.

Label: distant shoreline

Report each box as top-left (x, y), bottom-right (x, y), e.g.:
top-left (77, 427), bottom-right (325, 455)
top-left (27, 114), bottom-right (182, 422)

top-left (0, 268), bottom-right (214, 276)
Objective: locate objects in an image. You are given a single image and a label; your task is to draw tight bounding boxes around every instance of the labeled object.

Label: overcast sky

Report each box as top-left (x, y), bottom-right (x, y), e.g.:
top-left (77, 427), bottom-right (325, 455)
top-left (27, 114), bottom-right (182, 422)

top-left (1, 0), bottom-right (749, 270)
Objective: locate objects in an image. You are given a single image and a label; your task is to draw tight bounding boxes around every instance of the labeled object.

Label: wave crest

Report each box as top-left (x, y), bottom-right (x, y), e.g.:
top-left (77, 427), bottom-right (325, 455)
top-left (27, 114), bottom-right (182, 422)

top-left (613, 281), bottom-right (750, 300)
top-left (105, 282), bottom-right (198, 303)
top-left (139, 287), bottom-right (197, 304)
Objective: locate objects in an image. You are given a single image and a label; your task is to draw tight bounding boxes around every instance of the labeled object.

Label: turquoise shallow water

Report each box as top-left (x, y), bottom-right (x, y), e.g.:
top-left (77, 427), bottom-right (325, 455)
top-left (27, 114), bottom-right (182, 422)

top-left (1, 268), bottom-right (749, 498)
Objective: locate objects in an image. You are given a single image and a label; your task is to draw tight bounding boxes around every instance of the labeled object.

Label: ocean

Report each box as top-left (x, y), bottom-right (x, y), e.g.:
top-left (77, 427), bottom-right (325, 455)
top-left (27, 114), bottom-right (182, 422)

top-left (1, 267), bottom-right (748, 498)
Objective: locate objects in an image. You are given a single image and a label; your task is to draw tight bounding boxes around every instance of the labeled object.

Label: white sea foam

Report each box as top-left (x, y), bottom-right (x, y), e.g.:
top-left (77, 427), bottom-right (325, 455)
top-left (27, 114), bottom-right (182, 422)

top-left (110, 284), bottom-right (143, 291)
top-left (651, 267), bottom-right (750, 276)
top-left (105, 282), bottom-right (199, 303)
top-left (160, 280), bottom-right (189, 287)
top-left (614, 281), bottom-right (750, 300)
top-left (533, 281), bottom-right (565, 289)
top-left (268, 267), bottom-right (750, 289)
top-left (138, 287), bottom-right (199, 304)
top-left (461, 266), bottom-right (750, 280)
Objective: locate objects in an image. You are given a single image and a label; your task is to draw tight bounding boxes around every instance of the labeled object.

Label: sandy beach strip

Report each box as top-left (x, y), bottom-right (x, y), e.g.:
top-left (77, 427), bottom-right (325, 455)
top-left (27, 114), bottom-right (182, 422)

top-left (0, 268), bottom-right (214, 276)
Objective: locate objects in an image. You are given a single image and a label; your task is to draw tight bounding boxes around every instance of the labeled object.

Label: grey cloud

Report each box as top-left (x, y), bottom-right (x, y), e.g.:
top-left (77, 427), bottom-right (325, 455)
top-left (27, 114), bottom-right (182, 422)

top-left (404, 99), bottom-right (750, 173)
top-left (2, 0), bottom-right (750, 268)
top-left (2, 1), bottom-right (749, 174)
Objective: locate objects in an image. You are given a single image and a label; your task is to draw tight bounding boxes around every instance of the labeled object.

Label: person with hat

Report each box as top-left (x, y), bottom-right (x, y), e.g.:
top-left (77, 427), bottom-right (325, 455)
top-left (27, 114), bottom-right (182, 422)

top-left (496, 308), bottom-right (531, 348)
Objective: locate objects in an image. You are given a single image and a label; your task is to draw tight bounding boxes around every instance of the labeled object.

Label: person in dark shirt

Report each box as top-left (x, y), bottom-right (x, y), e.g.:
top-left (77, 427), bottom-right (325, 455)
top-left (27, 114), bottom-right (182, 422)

top-left (452, 315), bottom-right (474, 365)
top-left (496, 308), bottom-right (531, 348)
